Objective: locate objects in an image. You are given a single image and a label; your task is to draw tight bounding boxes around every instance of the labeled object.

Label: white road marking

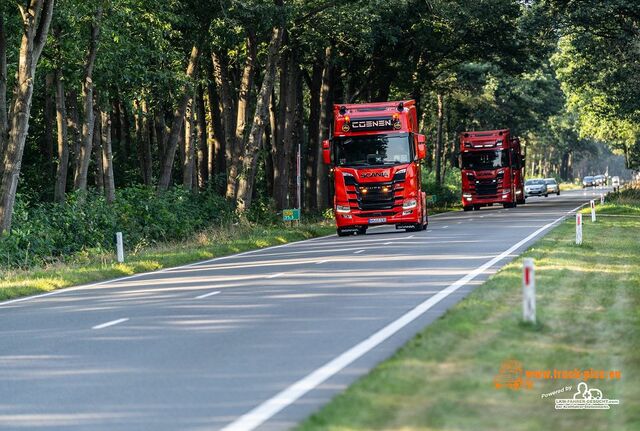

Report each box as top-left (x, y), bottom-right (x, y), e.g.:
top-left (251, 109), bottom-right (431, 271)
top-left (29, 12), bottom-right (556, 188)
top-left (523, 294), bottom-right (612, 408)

top-left (92, 318), bottom-right (129, 330)
top-left (353, 249), bottom-right (365, 254)
top-left (219, 202), bottom-right (587, 431)
top-left (195, 291), bottom-right (221, 299)
top-left (442, 226), bottom-right (449, 229)
top-left (315, 260), bottom-right (330, 265)
top-left (266, 273), bottom-right (285, 279)
top-left (383, 242), bottom-right (393, 245)
top-left (408, 235), bottom-right (415, 239)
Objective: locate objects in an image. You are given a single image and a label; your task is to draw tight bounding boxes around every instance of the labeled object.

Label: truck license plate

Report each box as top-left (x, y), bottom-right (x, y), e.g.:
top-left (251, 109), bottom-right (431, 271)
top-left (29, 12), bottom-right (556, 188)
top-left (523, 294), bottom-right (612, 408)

top-left (368, 217), bottom-right (386, 224)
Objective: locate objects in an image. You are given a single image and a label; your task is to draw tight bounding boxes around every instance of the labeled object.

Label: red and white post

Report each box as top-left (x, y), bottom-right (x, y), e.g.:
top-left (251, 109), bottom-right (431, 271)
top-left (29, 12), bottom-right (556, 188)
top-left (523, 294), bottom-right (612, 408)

top-left (590, 200), bottom-right (596, 222)
top-left (523, 258), bottom-right (536, 324)
top-left (576, 213), bottom-right (582, 245)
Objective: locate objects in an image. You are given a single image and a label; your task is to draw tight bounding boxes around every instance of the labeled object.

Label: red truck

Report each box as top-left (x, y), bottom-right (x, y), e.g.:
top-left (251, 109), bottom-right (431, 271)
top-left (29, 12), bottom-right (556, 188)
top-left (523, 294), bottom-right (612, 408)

top-left (322, 100), bottom-right (428, 236)
top-left (459, 129), bottom-right (525, 211)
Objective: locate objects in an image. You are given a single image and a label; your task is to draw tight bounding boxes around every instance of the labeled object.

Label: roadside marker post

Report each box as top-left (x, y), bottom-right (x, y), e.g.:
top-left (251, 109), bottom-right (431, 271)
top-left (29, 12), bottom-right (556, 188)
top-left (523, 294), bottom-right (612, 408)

top-left (116, 232), bottom-right (124, 263)
top-left (522, 258), bottom-right (536, 324)
top-left (576, 213), bottom-right (582, 245)
top-left (590, 200), bottom-right (596, 222)
top-left (600, 193), bottom-right (604, 205)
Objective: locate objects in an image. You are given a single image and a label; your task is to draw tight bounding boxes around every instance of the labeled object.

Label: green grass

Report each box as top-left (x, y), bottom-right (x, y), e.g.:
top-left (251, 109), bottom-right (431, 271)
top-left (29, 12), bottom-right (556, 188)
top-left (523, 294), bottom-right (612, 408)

top-left (297, 189), bottom-right (640, 431)
top-left (0, 221), bottom-right (334, 301)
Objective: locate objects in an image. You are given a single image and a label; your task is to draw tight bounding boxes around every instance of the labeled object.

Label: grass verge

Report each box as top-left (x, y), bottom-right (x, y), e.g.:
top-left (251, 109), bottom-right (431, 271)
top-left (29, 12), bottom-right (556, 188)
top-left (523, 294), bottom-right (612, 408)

top-left (0, 221), bottom-right (334, 302)
top-left (297, 189), bottom-right (640, 431)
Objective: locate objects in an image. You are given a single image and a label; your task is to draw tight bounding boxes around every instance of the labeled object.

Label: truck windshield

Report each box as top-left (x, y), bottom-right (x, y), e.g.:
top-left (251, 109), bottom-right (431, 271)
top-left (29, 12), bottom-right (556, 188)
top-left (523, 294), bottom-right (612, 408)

top-left (334, 133), bottom-right (412, 167)
top-left (461, 150), bottom-right (509, 170)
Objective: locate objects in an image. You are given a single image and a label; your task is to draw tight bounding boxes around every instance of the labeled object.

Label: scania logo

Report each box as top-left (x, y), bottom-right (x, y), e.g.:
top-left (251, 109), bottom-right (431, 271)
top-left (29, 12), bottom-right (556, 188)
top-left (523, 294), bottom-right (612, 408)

top-left (360, 172), bottom-right (389, 178)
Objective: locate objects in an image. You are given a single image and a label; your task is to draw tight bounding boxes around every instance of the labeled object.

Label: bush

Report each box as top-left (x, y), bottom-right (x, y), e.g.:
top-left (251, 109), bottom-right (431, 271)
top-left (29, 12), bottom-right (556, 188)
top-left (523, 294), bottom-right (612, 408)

top-left (0, 187), bottom-right (234, 269)
top-left (422, 168), bottom-right (462, 207)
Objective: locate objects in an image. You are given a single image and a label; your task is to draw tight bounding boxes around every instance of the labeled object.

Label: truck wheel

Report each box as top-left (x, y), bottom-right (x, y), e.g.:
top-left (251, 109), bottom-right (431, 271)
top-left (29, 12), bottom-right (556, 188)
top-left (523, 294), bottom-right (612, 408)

top-left (473, 204), bottom-right (481, 211)
top-left (337, 229), bottom-right (352, 237)
top-left (357, 227), bottom-right (367, 235)
top-left (557, 191), bottom-right (560, 196)
top-left (545, 193), bottom-right (549, 197)
top-left (463, 205), bottom-right (472, 212)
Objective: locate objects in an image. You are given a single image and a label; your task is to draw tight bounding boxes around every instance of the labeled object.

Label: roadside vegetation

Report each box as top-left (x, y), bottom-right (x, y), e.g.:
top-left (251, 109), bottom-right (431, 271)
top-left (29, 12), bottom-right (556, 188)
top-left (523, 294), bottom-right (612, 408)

top-left (0, 216), bottom-right (333, 302)
top-left (297, 186), bottom-right (640, 431)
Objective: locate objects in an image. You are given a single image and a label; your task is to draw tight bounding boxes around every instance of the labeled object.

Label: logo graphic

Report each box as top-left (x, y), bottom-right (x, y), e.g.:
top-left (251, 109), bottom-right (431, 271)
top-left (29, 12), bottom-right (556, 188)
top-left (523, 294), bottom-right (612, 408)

top-left (554, 382), bottom-right (620, 410)
top-left (360, 171), bottom-right (389, 178)
top-left (493, 359), bottom-right (532, 390)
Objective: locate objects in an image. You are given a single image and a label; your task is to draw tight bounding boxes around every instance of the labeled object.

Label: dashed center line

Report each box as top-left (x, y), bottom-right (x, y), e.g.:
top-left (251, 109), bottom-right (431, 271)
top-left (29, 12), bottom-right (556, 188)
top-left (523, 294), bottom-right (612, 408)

top-left (195, 291), bottom-right (221, 299)
top-left (353, 249), bottom-right (365, 254)
top-left (315, 260), bottom-right (330, 265)
top-left (266, 272), bottom-right (285, 279)
top-left (383, 242), bottom-right (393, 245)
top-left (92, 318), bottom-right (129, 330)
top-left (442, 226), bottom-right (449, 229)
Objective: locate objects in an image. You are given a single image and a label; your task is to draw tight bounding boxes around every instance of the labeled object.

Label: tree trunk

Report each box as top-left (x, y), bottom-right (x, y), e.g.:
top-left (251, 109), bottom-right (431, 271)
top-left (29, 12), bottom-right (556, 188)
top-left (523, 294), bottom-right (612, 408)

top-left (196, 86), bottom-right (208, 189)
top-left (236, 27), bottom-right (284, 211)
top-left (43, 72), bottom-right (55, 177)
top-left (211, 51), bottom-right (234, 184)
top-left (273, 41), bottom-right (290, 209)
top-left (226, 35), bottom-right (256, 199)
top-left (205, 80), bottom-right (225, 191)
top-left (67, 90), bottom-right (81, 179)
top-left (316, 45), bottom-right (334, 210)
top-left (434, 93), bottom-right (444, 187)
top-left (73, 6), bottom-right (103, 192)
top-left (157, 44), bottom-right (200, 192)
top-left (305, 59), bottom-right (322, 210)
top-left (101, 110), bottom-right (115, 203)
top-left (93, 109), bottom-right (104, 193)
top-left (53, 69), bottom-right (69, 202)
top-left (134, 99), bottom-right (152, 185)
top-left (182, 96), bottom-right (195, 190)
top-left (0, 0), bottom-right (54, 233)
top-left (0, 8), bottom-right (8, 159)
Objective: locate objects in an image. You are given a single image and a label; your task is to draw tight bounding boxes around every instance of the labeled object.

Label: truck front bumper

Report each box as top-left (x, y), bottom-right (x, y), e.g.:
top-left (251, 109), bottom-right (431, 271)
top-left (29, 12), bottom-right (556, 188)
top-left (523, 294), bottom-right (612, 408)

top-left (462, 192), bottom-right (514, 206)
top-left (335, 208), bottom-right (423, 230)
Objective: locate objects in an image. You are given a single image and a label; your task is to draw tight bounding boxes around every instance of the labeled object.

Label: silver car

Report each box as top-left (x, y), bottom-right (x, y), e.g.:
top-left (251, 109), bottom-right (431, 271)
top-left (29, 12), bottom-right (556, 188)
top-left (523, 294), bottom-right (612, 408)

top-left (525, 179), bottom-right (548, 197)
top-left (544, 178), bottom-right (560, 195)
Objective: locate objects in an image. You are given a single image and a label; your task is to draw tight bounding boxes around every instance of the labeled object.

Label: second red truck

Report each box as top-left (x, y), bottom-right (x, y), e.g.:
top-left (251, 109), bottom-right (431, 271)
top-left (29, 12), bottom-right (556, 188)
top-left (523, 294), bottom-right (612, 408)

top-left (459, 129), bottom-right (525, 210)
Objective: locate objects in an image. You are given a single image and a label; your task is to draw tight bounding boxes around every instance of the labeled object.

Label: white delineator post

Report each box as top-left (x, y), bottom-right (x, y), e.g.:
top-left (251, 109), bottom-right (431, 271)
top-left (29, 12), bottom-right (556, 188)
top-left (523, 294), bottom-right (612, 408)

top-left (523, 258), bottom-right (536, 324)
top-left (116, 232), bottom-right (124, 263)
top-left (590, 200), bottom-right (596, 222)
top-left (600, 193), bottom-right (604, 205)
top-left (576, 213), bottom-right (582, 245)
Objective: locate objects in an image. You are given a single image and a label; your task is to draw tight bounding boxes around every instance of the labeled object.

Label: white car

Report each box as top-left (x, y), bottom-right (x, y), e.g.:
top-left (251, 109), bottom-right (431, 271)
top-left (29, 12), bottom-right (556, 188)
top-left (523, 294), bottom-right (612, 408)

top-left (525, 179), bottom-right (548, 197)
top-left (544, 178), bottom-right (560, 195)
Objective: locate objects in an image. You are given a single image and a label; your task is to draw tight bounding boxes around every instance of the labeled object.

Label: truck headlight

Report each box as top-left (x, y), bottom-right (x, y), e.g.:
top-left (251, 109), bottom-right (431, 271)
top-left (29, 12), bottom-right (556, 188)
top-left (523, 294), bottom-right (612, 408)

top-left (336, 205), bottom-right (351, 213)
top-left (403, 199), bottom-right (417, 209)
top-left (463, 193), bottom-right (472, 198)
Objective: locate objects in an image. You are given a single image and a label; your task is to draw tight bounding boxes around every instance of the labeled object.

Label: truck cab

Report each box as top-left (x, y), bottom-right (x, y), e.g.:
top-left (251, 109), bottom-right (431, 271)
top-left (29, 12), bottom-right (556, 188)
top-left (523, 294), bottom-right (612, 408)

top-left (323, 100), bottom-right (428, 236)
top-left (459, 129), bottom-right (525, 210)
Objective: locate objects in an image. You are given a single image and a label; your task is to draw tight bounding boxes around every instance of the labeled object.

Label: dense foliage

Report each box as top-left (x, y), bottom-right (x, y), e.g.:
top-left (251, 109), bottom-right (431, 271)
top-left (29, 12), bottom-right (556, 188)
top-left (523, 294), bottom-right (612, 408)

top-left (0, 187), bottom-right (232, 268)
top-left (0, 0), bottom-right (637, 248)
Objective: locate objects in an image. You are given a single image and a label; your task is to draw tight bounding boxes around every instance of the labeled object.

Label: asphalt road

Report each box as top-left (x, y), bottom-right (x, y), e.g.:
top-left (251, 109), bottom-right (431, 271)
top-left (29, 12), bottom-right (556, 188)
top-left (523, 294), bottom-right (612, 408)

top-left (0, 187), bottom-right (609, 431)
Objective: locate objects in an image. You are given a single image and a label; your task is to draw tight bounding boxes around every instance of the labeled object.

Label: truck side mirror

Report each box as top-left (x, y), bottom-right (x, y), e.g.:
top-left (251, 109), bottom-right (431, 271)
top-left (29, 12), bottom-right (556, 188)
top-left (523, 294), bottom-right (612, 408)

top-left (322, 139), bottom-right (331, 165)
top-left (416, 134), bottom-right (426, 160)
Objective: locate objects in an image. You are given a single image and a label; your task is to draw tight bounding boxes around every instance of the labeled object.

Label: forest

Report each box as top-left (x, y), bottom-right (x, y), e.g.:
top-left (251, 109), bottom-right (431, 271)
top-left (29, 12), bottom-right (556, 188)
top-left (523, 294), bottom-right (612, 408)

top-left (0, 0), bottom-right (638, 265)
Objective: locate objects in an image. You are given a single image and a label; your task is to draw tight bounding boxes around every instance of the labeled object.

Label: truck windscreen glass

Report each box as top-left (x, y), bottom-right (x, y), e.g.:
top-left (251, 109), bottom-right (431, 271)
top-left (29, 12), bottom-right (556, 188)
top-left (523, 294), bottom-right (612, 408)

top-left (461, 150), bottom-right (509, 170)
top-left (334, 133), bottom-right (412, 167)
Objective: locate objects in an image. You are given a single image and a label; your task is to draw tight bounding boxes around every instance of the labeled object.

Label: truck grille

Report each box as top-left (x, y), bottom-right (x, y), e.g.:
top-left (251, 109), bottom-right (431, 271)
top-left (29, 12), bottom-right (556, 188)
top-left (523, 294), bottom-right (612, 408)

top-left (475, 180), bottom-right (498, 196)
top-left (346, 178), bottom-right (404, 210)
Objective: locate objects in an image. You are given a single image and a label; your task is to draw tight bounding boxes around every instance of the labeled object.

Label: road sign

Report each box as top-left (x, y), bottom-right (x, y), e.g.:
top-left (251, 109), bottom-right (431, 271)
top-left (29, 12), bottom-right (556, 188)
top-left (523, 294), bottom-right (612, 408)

top-left (576, 213), bottom-right (582, 245)
top-left (283, 208), bottom-right (300, 221)
top-left (522, 258), bottom-right (536, 324)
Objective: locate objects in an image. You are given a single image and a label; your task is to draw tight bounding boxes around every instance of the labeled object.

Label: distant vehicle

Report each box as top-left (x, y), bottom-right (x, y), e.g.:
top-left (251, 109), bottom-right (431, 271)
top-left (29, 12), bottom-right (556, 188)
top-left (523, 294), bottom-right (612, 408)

top-left (582, 176), bottom-right (595, 188)
top-left (544, 178), bottom-right (560, 195)
top-left (612, 176), bottom-right (620, 192)
top-left (459, 129), bottom-right (525, 211)
top-left (525, 179), bottom-right (548, 197)
top-left (594, 174), bottom-right (606, 186)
